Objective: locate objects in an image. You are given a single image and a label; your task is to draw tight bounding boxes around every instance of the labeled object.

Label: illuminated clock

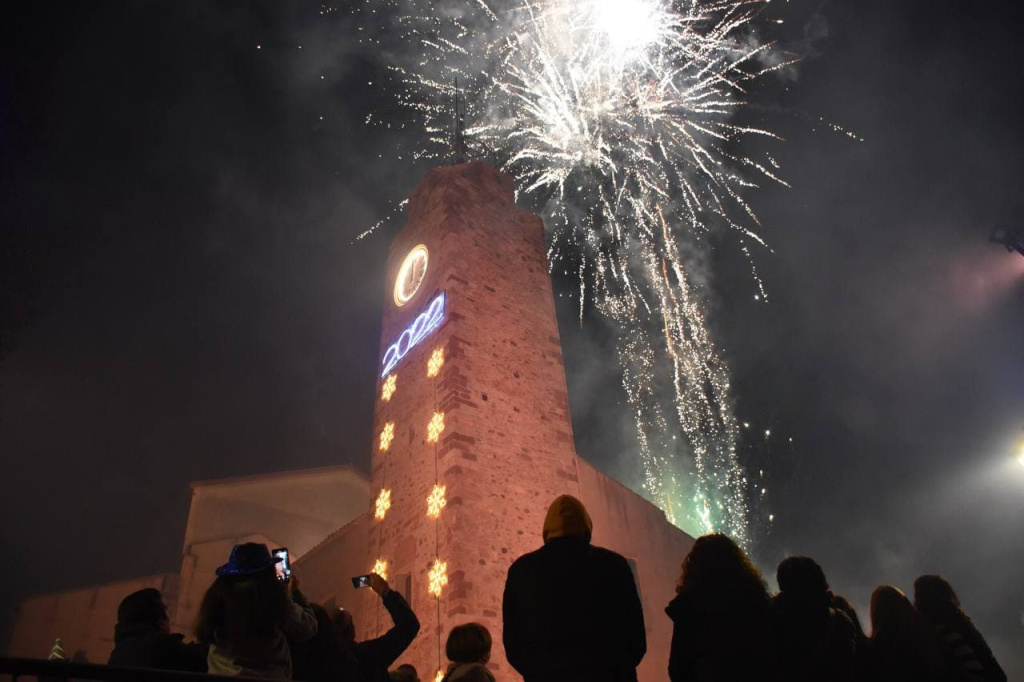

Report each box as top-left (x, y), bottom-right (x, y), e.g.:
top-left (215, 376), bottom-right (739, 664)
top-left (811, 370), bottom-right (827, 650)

top-left (394, 244), bottom-right (428, 306)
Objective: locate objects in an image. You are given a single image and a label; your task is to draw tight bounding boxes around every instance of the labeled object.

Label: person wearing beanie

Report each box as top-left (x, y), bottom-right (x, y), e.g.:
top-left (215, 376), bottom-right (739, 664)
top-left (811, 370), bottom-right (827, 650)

top-left (502, 495), bottom-right (646, 682)
top-left (107, 588), bottom-right (207, 672)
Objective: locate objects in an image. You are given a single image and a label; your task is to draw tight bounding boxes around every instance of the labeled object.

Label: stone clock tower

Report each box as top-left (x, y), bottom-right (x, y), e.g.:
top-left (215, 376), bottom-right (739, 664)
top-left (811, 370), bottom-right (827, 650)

top-left (366, 161), bottom-right (582, 678)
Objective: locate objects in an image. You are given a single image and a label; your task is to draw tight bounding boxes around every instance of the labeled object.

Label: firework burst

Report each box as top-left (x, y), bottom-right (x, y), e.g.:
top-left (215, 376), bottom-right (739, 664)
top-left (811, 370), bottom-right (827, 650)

top-left (364, 0), bottom-right (793, 543)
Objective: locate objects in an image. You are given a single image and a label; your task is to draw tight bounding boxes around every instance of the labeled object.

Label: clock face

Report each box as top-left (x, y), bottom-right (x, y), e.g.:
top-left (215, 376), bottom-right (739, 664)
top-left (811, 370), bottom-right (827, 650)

top-left (394, 245), bottom-right (429, 306)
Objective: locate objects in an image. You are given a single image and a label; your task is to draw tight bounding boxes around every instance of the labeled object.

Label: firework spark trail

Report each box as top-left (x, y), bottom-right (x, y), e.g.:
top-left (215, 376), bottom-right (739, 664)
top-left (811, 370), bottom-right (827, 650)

top-left (367, 0), bottom-right (791, 541)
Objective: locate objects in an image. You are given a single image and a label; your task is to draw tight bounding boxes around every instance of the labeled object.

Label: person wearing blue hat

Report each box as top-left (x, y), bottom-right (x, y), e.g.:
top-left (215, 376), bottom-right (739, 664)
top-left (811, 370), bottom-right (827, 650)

top-left (195, 542), bottom-right (317, 679)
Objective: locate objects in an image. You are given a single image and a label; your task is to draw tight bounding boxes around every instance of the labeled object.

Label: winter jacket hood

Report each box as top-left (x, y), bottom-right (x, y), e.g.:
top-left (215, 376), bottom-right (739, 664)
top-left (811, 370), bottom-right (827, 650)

top-left (542, 495), bottom-right (592, 544)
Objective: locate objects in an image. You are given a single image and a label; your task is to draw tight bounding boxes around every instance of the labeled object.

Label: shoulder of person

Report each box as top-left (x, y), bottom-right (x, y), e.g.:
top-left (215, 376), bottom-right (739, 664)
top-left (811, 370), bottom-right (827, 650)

top-left (507, 547), bottom-right (544, 572)
top-left (449, 662), bottom-right (495, 682)
top-left (589, 544), bottom-right (634, 568)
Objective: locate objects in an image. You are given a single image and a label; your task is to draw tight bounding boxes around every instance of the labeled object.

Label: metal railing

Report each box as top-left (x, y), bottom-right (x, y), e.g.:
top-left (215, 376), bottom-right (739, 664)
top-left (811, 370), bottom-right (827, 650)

top-left (0, 657), bottom-right (271, 682)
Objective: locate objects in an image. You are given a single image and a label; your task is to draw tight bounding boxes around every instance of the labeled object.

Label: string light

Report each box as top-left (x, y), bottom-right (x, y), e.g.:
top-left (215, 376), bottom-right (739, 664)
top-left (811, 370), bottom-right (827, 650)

top-left (427, 412), bottom-right (445, 443)
top-left (374, 489), bottom-right (392, 521)
top-left (428, 558), bottom-right (448, 598)
top-left (379, 422), bottom-right (395, 451)
top-left (427, 347), bottom-right (444, 378)
top-left (372, 558), bottom-right (388, 581)
top-left (381, 374), bottom-right (397, 402)
top-left (426, 484), bottom-right (446, 518)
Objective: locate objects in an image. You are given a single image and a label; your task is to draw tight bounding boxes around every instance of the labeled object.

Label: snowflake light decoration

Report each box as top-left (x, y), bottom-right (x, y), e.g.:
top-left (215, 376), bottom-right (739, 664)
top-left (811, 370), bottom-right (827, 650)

top-left (381, 374), bottom-right (397, 402)
top-left (426, 483), bottom-right (446, 518)
top-left (372, 557), bottom-right (388, 581)
top-left (379, 422), bottom-right (395, 451)
top-left (426, 347), bottom-right (444, 378)
top-left (374, 488), bottom-right (392, 521)
top-left (428, 558), bottom-right (448, 598)
top-left (427, 412), bottom-right (445, 443)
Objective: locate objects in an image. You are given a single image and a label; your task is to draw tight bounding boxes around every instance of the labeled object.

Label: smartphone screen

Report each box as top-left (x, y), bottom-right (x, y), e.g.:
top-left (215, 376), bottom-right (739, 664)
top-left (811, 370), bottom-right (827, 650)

top-left (351, 575), bottom-right (371, 589)
top-left (272, 548), bottom-right (291, 582)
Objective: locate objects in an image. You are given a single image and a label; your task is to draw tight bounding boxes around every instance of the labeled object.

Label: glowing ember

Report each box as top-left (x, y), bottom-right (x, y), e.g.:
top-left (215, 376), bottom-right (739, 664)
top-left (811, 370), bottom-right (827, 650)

top-left (381, 374), bottom-right (397, 402)
top-left (428, 558), bottom-right (448, 598)
top-left (427, 411), bottom-right (445, 443)
top-left (379, 422), bottom-right (395, 451)
top-left (374, 488), bottom-right (392, 520)
top-left (427, 347), bottom-right (444, 378)
top-left (372, 558), bottom-right (388, 581)
top-left (426, 483), bottom-right (447, 518)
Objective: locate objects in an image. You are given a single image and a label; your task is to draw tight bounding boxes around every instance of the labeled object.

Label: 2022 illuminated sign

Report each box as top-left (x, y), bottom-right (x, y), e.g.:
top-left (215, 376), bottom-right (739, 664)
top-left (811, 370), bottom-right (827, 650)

top-left (381, 292), bottom-right (445, 377)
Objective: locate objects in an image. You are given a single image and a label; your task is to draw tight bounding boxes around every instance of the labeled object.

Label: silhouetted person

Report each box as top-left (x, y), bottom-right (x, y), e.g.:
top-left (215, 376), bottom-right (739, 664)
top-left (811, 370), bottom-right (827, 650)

top-left (441, 623), bottom-right (495, 682)
top-left (333, 573), bottom-right (420, 682)
top-left (290, 602), bottom-right (359, 682)
top-left (665, 533), bottom-right (778, 682)
top-left (771, 556), bottom-right (857, 682)
top-left (108, 587), bottom-right (207, 672)
top-left (914, 575), bottom-right (1006, 682)
top-left (389, 663), bottom-right (421, 682)
top-left (863, 585), bottom-right (960, 682)
top-left (195, 542), bottom-right (318, 679)
top-left (503, 495), bottom-right (646, 682)
top-left (829, 593), bottom-right (866, 643)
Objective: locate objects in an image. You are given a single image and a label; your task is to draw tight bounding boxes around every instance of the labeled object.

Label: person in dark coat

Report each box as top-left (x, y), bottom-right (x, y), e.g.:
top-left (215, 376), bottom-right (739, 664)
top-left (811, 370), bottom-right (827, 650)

top-left (107, 587), bottom-right (206, 672)
top-left (333, 572), bottom-right (420, 682)
top-left (863, 585), bottom-right (961, 682)
top-left (290, 602), bottom-right (359, 682)
top-left (665, 533), bottom-right (778, 682)
top-left (771, 556), bottom-right (858, 682)
top-left (914, 575), bottom-right (1006, 682)
top-left (502, 494), bottom-right (646, 682)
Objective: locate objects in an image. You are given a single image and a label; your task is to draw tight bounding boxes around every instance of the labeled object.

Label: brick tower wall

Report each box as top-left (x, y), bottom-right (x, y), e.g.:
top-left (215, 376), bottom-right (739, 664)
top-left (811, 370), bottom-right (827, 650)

top-left (365, 162), bottom-right (584, 679)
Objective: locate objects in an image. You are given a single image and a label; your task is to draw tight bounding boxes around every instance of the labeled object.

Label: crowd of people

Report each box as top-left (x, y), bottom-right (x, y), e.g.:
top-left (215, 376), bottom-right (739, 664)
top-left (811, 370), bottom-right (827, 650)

top-left (102, 495), bottom-right (1005, 682)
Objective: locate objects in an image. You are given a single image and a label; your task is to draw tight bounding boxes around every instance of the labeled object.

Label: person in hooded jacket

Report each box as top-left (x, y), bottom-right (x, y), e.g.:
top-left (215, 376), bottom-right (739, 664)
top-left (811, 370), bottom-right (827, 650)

top-left (665, 533), bottom-right (778, 682)
top-left (107, 588), bottom-right (207, 672)
top-left (195, 542), bottom-right (318, 679)
top-left (914, 575), bottom-right (1006, 682)
top-left (771, 556), bottom-right (858, 682)
top-left (502, 494), bottom-right (646, 682)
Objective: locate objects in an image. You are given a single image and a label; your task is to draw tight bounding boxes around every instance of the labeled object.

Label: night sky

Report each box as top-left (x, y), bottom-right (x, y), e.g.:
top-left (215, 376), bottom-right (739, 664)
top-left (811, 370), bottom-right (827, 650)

top-left (2, 0), bottom-right (1022, 675)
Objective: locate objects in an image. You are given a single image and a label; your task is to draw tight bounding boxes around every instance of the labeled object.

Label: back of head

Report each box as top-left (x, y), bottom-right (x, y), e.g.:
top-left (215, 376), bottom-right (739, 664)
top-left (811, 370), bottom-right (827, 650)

top-left (390, 663), bottom-right (420, 682)
top-left (542, 495), bottom-right (593, 544)
top-left (678, 533), bottom-right (768, 603)
top-left (776, 556), bottom-right (829, 609)
top-left (332, 608), bottom-right (356, 643)
top-left (117, 588), bottom-right (168, 629)
top-left (446, 622), bottom-right (492, 665)
top-left (777, 556), bottom-right (827, 594)
top-left (870, 585), bottom-right (917, 641)
top-left (913, 574), bottom-right (963, 625)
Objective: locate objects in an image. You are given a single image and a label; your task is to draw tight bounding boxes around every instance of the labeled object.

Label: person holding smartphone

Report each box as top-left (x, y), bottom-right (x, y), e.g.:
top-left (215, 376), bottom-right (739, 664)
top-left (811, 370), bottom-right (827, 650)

top-left (334, 572), bottom-right (420, 682)
top-left (195, 542), bottom-right (318, 679)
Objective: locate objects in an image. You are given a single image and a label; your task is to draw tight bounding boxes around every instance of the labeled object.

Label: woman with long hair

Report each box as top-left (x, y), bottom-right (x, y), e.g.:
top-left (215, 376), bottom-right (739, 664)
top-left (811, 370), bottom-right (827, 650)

top-left (665, 533), bottom-right (778, 682)
top-left (864, 585), bottom-right (959, 682)
top-left (914, 575), bottom-right (1006, 682)
top-left (194, 543), bottom-right (317, 679)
